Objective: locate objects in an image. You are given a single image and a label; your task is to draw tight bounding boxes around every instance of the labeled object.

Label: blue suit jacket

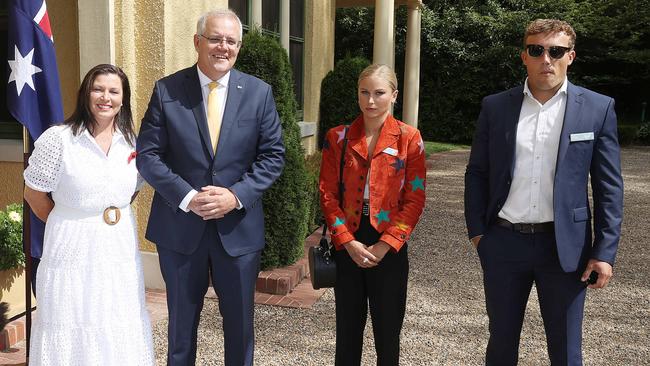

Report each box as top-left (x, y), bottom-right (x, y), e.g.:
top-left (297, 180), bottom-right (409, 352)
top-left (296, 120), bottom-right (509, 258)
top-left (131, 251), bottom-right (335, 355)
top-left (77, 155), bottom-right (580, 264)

top-left (137, 66), bottom-right (285, 256)
top-left (464, 82), bottom-right (623, 272)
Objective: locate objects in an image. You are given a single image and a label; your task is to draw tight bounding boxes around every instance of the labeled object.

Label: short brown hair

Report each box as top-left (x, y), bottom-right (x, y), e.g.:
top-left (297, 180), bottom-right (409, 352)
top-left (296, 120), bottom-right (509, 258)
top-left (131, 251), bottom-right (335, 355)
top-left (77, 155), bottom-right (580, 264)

top-left (524, 19), bottom-right (576, 49)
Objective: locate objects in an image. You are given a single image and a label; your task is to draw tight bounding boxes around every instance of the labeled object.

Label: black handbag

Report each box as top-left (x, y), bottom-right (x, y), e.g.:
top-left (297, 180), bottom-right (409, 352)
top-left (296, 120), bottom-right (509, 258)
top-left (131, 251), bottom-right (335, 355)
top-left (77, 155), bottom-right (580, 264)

top-left (309, 127), bottom-right (348, 289)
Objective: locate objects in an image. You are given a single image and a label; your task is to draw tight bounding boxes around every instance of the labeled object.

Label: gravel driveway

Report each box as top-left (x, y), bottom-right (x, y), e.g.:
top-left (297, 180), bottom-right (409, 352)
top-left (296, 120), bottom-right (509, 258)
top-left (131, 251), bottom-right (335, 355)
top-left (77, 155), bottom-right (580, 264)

top-left (153, 147), bottom-right (650, 365)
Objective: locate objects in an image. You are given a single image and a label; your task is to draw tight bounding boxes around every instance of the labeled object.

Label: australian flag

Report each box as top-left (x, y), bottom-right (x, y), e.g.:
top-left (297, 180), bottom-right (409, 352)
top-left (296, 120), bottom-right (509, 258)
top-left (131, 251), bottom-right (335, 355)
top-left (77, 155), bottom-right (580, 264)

top-left (7, 0), bottom-right (64, 259)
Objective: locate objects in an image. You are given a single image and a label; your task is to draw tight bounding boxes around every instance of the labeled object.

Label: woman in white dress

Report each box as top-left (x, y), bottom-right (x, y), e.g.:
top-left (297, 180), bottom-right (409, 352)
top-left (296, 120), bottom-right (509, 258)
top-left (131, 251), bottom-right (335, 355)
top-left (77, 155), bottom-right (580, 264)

top-left (23, 64), bottom-right (154, 365)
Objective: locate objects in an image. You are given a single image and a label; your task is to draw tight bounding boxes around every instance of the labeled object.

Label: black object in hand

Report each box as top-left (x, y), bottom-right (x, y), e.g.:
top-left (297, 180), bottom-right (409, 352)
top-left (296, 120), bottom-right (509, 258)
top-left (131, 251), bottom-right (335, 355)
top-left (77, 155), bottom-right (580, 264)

top-left (585, 271), bottom-right (599, 285)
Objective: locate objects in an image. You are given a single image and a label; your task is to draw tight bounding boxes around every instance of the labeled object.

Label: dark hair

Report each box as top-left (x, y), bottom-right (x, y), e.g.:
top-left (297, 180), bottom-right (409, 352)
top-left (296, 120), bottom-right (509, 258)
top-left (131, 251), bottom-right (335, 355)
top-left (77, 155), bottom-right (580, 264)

top-left (64, 64), bottom-right (136, 146)
top-left (524, 19), bottom-right (576, 49)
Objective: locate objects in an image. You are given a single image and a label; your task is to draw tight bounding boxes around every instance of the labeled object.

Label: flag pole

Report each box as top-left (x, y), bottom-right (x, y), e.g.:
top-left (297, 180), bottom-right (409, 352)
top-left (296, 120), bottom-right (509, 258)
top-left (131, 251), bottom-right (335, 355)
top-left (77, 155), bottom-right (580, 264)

top-left (22, 126), bottom-right (32, 359)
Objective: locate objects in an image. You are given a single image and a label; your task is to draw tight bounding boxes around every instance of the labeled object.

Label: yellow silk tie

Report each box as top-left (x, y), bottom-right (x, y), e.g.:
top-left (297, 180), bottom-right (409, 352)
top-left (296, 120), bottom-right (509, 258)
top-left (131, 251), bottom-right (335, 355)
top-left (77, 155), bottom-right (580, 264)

top-left (207, 81), bottom-right (222, 153)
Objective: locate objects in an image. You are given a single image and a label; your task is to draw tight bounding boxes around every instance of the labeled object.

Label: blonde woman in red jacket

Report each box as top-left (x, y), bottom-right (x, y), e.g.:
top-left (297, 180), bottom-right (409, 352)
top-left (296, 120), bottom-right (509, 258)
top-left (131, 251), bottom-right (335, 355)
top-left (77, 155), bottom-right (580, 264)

top-left (319, 64), bottom-right (426, 365)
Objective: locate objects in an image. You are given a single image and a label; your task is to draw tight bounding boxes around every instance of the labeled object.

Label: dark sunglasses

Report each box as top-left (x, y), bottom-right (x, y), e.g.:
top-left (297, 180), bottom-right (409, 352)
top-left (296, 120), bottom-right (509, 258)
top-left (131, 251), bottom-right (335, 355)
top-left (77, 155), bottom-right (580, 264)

top-left (526, 44), bottom-right (572, 59)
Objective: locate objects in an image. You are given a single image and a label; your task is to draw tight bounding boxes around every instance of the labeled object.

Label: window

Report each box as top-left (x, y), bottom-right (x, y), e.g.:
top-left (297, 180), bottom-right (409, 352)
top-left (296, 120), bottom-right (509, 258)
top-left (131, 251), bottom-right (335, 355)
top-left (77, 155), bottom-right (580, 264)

top-left (289, 0), bottom-right (304, 112)
top-left (229, 0), bottom-right (304, 114)
top-left (229, 0), bottom-right (249, 30)
top-left (262, 0), bottom-right (280, 33)
top-left (0, 2), bottom-right (22, 140)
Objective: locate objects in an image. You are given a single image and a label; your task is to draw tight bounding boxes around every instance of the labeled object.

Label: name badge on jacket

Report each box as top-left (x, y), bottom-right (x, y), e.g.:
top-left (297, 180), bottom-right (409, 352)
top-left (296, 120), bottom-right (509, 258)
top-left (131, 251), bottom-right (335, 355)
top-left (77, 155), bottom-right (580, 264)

top-left (570, 132), bottom-right (595, 142)
top-left (382, 147), bottom-right (398, 156)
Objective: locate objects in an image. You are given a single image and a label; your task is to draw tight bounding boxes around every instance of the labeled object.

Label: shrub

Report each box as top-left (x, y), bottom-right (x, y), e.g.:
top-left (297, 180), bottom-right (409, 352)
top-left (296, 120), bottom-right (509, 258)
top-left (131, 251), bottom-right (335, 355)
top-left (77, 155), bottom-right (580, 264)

top-left (637, 123), bottom-right (650, 145)
top-left (0, 204), bottom-right (24, 271)
top-left (236, 29), bottom-right (311, 270)
top-left (317, 56), bottom-right (370, 148)
top-left (617, 124), bottom-right (638, 146)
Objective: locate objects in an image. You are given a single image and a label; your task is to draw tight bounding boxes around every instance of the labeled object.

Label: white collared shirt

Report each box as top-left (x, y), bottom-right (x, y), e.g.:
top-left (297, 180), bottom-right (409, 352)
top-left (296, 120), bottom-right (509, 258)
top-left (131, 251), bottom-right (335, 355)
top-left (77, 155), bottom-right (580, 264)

top-left (498, 78), bottom-right (568, 223)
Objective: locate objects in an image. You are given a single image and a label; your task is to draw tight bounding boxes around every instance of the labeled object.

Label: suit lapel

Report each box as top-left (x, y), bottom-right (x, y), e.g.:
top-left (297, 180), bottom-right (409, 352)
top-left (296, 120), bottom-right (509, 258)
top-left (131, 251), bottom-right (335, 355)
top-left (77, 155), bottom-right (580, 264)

top-left (347, 116), bottom-right (368, 160)
top-left (556, 82), bottom-right (584, 165)
top-left (505, 87), bottom-right (525, 177)
top-left (184, 67), bottom-right (214, 158)
top-left (214, 69), bottom-right (244, 160)
top-left (371, 115), bottom-right (400, 159)
top-left (346, 115), bottom-right (401, 160)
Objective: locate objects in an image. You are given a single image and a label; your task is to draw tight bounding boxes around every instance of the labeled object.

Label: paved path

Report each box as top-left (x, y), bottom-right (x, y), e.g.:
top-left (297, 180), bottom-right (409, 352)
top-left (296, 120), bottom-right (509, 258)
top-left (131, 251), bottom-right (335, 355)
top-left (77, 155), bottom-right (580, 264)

top-left (151, 147), bottom-right (649, 365)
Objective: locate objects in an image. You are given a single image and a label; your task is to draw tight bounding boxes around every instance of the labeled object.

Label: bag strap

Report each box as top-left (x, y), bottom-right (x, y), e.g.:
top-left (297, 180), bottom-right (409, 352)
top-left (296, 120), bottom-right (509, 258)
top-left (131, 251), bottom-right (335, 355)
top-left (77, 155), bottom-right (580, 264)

top-left (322, 126), bottom-right (349, 238)
top-left (338, 127), bottom-right (349, 204)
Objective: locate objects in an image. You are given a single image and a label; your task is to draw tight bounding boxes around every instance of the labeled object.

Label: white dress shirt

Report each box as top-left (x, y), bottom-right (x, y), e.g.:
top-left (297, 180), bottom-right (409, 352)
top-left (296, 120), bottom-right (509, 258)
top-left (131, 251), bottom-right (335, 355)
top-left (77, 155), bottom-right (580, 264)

top-left (179, 67), bottom-right (237, 212)
top-left (498, 77), bottom-right (568, 223)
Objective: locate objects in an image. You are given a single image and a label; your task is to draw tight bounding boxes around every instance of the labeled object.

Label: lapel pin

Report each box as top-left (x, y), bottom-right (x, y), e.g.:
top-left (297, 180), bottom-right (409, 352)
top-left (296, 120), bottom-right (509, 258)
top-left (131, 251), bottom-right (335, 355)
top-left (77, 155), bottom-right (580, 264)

top-left (237, 85), bottom-right (242, 89)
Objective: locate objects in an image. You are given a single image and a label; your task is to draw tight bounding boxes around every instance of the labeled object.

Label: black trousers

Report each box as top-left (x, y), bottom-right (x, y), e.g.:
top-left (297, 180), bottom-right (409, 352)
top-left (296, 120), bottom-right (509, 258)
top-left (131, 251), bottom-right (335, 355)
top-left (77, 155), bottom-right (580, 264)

top-left (333, 215), bottom-right (409, 366)
top-left (478, 225), bottom-right (587, 366)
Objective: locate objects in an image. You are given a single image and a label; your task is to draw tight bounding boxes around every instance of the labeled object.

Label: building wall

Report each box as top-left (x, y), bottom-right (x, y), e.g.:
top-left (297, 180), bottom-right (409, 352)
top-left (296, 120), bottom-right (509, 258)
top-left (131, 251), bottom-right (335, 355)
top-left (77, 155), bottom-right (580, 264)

top-left (303, 0), bottom-right (335, 155)
top-left (0, 162), bottom-right (22, 209)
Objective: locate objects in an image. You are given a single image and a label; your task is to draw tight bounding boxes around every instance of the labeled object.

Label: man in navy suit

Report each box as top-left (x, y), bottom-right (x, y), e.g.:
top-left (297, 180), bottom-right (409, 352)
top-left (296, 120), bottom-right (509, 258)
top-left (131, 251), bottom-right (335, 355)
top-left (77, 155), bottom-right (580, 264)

top-left (464, 19), bottom-right (623, 365)
top-left (137, 9), bottom-right (285, 366)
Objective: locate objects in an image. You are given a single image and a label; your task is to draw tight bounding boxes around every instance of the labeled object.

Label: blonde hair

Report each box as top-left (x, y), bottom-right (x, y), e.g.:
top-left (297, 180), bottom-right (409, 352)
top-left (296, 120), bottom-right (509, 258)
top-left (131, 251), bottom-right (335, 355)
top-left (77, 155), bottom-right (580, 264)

top-left (358, 64), bottom-right (398, 91)
top-left (524, 19), bottom-right (576, 49)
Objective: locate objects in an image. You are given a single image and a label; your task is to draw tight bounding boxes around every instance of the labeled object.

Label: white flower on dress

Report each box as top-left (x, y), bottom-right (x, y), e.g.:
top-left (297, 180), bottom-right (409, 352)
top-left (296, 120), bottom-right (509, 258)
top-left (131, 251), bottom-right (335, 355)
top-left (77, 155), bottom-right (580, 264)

top-left (8, 211), bottom-right (21, 222)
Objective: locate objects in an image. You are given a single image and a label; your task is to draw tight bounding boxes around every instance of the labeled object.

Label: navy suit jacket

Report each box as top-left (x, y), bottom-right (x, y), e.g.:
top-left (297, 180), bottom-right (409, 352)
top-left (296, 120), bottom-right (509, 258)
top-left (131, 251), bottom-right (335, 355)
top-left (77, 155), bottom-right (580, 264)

top-left (464, 82), bottom-right (623, 272)
top-left (137, 66), bottom-right (285, 256)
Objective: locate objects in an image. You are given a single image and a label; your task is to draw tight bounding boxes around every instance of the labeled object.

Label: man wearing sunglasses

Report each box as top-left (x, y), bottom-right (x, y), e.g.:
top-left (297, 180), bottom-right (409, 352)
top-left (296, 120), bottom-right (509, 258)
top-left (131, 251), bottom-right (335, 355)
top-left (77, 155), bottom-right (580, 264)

top-left (465, 19), bottom-right (623, 365)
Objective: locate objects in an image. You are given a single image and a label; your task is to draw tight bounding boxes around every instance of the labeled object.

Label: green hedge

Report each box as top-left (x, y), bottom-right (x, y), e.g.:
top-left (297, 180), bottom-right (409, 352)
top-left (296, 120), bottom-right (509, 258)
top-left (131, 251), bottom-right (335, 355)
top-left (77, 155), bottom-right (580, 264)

top-left (636, 123), bottom-right (650, 145)
top-left (617, 124), bottom-right (638, 146)
top-left (317, 56), bottom-right (370, 148)
top-left (0, 204), bottom-right (24, 271)
top-left (236, 29), bottom-right (310, 270)
top-left (304, 151), bottom-right (322, 229)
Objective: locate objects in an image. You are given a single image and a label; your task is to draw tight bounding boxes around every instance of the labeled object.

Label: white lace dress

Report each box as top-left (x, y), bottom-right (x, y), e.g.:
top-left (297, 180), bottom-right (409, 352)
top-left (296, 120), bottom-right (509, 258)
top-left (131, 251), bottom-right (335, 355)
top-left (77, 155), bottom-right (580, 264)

top-left (24, 125), bottom-right (154, 366)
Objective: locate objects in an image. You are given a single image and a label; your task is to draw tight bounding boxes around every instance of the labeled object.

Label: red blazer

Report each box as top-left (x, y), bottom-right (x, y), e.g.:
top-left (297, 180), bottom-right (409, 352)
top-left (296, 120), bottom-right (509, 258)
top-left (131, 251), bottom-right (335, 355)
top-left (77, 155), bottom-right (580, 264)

top-left (319, 115), bottom-right (426, 252)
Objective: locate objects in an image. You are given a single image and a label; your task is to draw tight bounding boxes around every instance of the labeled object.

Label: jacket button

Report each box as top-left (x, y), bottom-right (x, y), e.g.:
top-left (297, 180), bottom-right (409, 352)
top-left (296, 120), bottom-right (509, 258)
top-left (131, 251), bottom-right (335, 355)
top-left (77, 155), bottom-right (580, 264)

top-left (332, 230), bottom-right (337, 234)
top-left (401, 234), bottom-right (406, 239)
top-left (359, 175), bottom-right (364, 180)
top-left (357, 188), bottom-right (362, 192)
top-left (212, 171), bottom-right (217, 176)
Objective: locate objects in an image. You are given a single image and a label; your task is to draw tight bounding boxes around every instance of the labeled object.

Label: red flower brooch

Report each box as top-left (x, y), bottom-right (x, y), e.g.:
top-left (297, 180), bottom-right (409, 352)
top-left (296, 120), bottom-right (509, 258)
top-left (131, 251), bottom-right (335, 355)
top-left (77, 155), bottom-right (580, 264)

top-left (127, 151), bottom-right (137, 164)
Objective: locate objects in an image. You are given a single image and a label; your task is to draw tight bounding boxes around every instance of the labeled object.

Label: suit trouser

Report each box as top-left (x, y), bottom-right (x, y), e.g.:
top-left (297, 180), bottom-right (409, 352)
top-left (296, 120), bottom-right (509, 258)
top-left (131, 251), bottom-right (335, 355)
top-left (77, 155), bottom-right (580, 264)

top-left (477, 224), bottom-right (588, 366)
top-left (333, 214), bottom-right (409, 366)
top-left (157, 221), bottom-right (261, 366)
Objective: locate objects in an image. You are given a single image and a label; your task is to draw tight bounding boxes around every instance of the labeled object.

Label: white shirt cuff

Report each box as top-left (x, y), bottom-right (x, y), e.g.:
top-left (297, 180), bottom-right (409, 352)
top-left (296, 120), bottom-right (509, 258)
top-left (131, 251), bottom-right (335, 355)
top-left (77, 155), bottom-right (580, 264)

top-left (232, 191), bottom-right (243, 210)
top-left (179, 189), bottom-right (198, 212)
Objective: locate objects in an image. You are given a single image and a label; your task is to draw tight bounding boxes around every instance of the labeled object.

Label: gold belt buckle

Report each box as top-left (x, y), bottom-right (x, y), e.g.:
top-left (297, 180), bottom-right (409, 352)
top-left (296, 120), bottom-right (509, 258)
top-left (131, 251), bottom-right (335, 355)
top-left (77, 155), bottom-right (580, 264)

top-left (103, 206), bottom-right (121, 225)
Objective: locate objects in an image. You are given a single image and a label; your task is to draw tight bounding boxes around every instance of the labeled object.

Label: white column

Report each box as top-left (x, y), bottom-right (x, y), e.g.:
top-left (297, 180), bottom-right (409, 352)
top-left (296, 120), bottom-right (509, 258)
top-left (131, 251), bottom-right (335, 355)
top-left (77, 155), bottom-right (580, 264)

top-left (372, 0), bottom-right (394, 67)
top-left (403, 0), bottom-right (422, 127)
top-left (77, 0), bottom-right (115, 80)
top-left (251, 0), bottom-right (262, 29)
top-left (280, 0), bottom-right (290, 52)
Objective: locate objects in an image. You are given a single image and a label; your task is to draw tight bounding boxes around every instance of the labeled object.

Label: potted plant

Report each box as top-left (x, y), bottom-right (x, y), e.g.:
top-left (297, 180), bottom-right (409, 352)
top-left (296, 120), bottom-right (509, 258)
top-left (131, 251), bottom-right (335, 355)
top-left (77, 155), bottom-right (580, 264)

top-left (0, 203), bottom-right (27, 320)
